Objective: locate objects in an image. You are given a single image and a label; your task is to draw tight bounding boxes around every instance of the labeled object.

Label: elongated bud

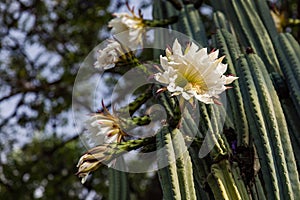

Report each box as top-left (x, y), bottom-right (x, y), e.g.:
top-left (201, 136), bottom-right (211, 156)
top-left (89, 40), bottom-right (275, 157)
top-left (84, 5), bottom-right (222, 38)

top-left (76, 145), bottom-right (111, 184)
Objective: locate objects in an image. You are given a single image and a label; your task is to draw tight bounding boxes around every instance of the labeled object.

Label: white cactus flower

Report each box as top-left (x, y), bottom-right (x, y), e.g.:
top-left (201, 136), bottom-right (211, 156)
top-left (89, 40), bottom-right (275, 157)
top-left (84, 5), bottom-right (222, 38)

top-left (108, 9), bottom-right (145, 49)
top-left (155, 39), bottom-right (238, 104)
top-left (94, 40), bottom-right (122, 70)
top-left (85, 106), bottom-right (127, 144)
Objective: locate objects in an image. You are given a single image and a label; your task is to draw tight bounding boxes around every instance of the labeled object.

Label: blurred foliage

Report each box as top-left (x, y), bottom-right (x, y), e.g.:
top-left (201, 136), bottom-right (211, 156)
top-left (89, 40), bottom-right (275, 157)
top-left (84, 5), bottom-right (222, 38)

top-left (0, 0), bottom-right (111, 141)
top-left (1, 136), bottom-right (91, 199)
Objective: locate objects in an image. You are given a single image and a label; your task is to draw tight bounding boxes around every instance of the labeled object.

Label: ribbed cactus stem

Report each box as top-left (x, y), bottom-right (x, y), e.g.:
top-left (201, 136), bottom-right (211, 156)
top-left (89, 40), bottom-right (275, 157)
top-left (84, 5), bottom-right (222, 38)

top-left (222, 0), bottom-right (281, 74)
top-left (197, 103), bottom-right (228, 161)
top-left (109, 158), bottom-right (129, 200)
top-left (248, 53), bottom-right (300, 198)
top-left (172, 128), bottom-right (197, 200)
top-left (213, 28), bottom-right (250, 147)
top-left (181, 108), bottom-right (202, 138)
top-left (208, 160), bottom-right (242, 200)
top-left (276, 33), bottom-right (300, 117)
top-left (156, 126), bottom-right (181, 199)
top-left (184, 4), bottom-right (207, 46)
top-left (252, 0), bottom-right (278, 41)
top-left (230, 162), bottom-right (251, 200)
top-left (235, 55), bottom-right (280, 199)
top-left (154, 88), bottom-right (181, 128)
top-left (251, 176), bottom-right (267, 200)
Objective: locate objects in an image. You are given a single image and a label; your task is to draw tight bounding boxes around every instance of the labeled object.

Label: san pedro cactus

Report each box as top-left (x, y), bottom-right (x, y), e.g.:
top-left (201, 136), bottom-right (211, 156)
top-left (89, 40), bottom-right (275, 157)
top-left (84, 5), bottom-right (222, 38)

top-left (74, 0), bottom-right (300, 199)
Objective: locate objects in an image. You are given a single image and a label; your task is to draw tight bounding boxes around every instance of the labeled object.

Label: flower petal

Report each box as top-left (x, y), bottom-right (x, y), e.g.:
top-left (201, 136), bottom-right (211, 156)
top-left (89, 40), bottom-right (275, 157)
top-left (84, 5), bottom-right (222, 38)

top-left (225, 76), bottom-right (239, 84)
top-left (172, 39), bottom-right (183, 56)
top-left (81, 172), bottom-right (89, 184)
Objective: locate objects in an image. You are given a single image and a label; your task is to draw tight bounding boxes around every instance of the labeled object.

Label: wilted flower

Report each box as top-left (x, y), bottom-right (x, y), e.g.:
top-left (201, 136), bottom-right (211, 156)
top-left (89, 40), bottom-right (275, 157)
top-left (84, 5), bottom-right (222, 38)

top-left (270, 8), bottom-right (285, 32)
top-left (94, 39), bottom-right (122, 70)
top-left (85, 105), bottom-right (127, 144)
top-left (154, 39), bottom-right (238, 104)
top-left (108, 5), bottom-right (145, 49)
top-left (76, 145), bottom-right (111, 184)
top-left (269, 5), bottom-right (300, 33)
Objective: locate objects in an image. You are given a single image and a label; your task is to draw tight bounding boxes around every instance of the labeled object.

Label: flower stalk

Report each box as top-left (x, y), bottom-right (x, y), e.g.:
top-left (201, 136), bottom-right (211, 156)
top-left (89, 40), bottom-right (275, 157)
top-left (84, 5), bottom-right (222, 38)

top-left (143, 16), bottom-right (178, 27)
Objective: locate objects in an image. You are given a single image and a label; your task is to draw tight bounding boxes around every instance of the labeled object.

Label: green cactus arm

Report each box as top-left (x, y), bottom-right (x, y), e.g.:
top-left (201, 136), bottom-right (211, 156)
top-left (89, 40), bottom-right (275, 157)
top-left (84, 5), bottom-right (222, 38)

top-left (219, 133), bottom-right (232, 157)
top-left (162, 2), bottom-right (206, 46)
top-left (152, 0), bottom-right (167, 58)
top-left (189, 145), bottom-right (216, 200)
top-left (207, 104), bottom-right (229, 158)
top-left (208, 160), bottom-right (242, 200)
top-left (246, 54), bottom-right (300, 198)
top-left (157, 92), bottom-right (177, 121)
top-left (153, 0), bottom-right (164, 20)
top-left (109, 159), bottom-right (129, 200)
top-left (113, 85), bottom-right (153, 117)
top-left (188, 144), bottom-right (210, 187)
top-left (234, 0), bottom-right (280, 73)
top-left (207, 172), bottom-right (228, 200)
top-left (144, 16), bottom-right (178, 27)
top-left (198, 103), bottom-right (209, 134)
top-left (285, 33), bottom-right (300, 54)
top-left (213, 11), bottom-right (231, 32)
top-left (280, 33), bottom-right (300, 85)
top-left (213, 28), bottom-right (250, 147)
top-left (276, 33), bottom-right (300, 116)
top-left (246, 54), bottom-right (293, 199)
top-left (154, 88), bottom-right (181, 128)
top-left (181, 114), bottom-right (211, 192)
top-left (214, 29), bottom-right (241, 67)
top-left (177, 7), bottom-right (194, 38)
top-left (230, 162), bottom-right (251, 200)
top-left (156, 126), bottom-right (181, 200)
top-left (252, 0), bottom-right (278, 41)
top-left (181, 108), bottom-right (202, 138)
top-left (235, 55), bottom-right (280, 200)
top-left (218, 0), bottom-right (281, 74)
top-left (109, 168), bottom-right (115, 199)
top-left (197, 103), bottom-right (227, 161)
top-left (280, 99), bottom-right (300, 169)
top-left (165, 1), bottom-right (180, 30)
top-left (250, 176), bottom-right (267, 200)
top-left (216, 160), bottom-right (243, 200)
top-left (118, 115), bottom-right (151, 131)
top-left (175, 151), bottom-right (195, 199)
top-left (239, 54), bottom-right (299, 199)
top-left (172, 128), bottom-right (197, 200)
top-left (184, 4), bottom-right (208, 46)
top-left (153, 0), bottom-right (180, 31)
top-left (206, 105), bottom-right (220, 138)
top-left (274, 33), bottom-right (300, 170)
